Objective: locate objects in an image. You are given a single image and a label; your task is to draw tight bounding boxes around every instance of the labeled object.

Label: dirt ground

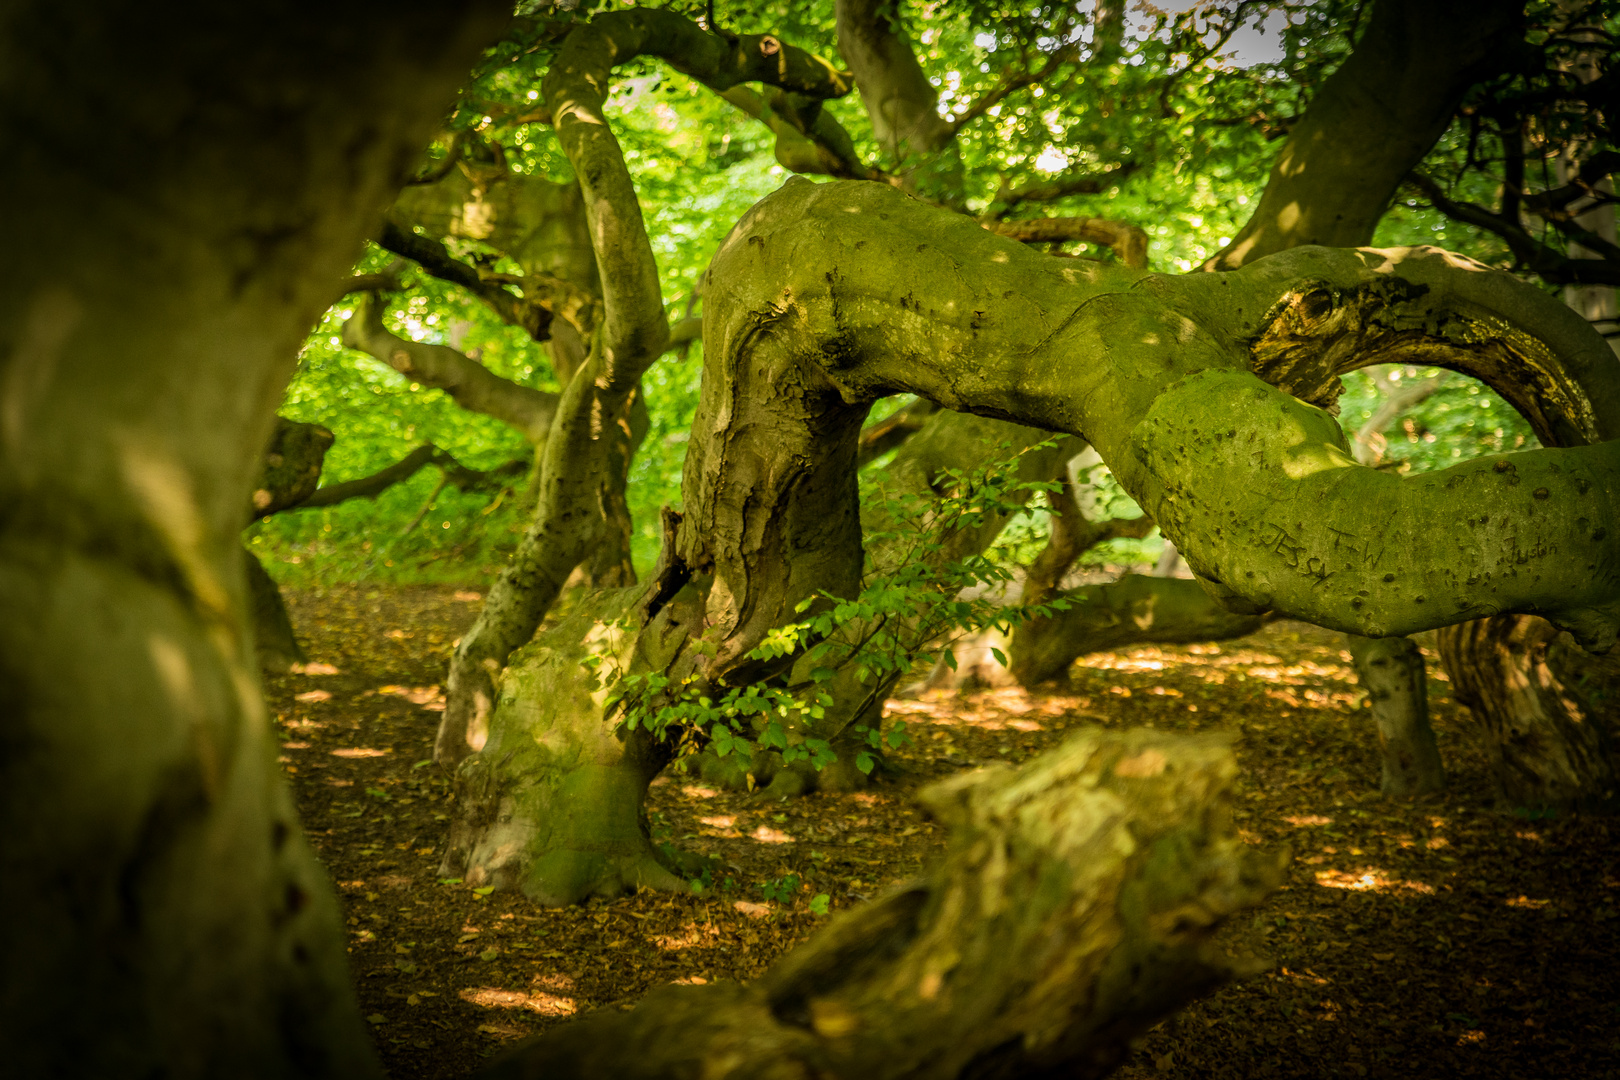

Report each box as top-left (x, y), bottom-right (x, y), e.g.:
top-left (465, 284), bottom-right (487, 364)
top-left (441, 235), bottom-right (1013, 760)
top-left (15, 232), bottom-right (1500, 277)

top-left (267, 585), bottom-right (1620, 1079)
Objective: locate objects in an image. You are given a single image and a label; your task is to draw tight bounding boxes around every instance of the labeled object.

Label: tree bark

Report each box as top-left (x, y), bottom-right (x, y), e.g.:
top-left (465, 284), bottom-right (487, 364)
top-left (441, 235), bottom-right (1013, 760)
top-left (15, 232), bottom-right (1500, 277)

top-left (246, 546), bottom-right (306, 673)
top-left (437, 358), bottom-right (647, 765)
top-left (834, 0), bottom-right (955, 162)
top-left (0, 2), bottom-right (506, 1075)
top-left (251, 416), bottom-right (334, 517)
top-left (478, 728), bottom-right (1284, 1077)
top-left (1347, 635), bottom-right (1446, 797)
top-left (688, 409), bottom-right (1078, 797)
top-left (707, 179), bottom-right (1620, 648)
top-left (455, 174), bottom-right (1620, 901)
top-left (436, 9), bottom-right (862, 767)
top-left (440, 587), bottom-right (688, 904)
top-left (1011, 575), bottom-right (1267, 687)
top-left (1436, 616), bottom-right (1620, 810)
top-left (1205, 0), bottom-right (1524, 269)
top-left (246, 417), bottom-right (332, 669)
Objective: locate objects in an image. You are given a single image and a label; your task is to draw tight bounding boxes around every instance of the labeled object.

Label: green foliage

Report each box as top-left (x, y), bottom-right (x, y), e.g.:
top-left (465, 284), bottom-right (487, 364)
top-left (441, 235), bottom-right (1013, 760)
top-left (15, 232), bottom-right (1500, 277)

top-left (268, 0), bottom-right (1582, 596)
top-left (759, 873), bottom-right (801, 904)
top-left (1338, 368), bottom-right (1540, 473)
top-left (595, 442), bottom-right (1072, 768)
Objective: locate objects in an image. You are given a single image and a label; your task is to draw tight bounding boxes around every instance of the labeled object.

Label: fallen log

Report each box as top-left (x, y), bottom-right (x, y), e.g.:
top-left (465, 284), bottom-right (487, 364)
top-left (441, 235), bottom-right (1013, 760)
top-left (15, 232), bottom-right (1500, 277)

top-left (478, 727), bottom-right (1284, 1080)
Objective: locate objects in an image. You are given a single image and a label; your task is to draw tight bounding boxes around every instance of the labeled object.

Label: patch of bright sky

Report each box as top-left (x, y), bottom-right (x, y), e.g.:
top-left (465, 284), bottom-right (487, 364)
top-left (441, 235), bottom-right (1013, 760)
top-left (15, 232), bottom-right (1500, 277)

top-left (1140, 1), bottom-right (1289, 67)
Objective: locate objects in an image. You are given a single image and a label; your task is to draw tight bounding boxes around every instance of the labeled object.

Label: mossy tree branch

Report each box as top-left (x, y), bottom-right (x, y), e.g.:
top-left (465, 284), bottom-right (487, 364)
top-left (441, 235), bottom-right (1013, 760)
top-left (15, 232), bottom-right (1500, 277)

top-left (697, 179), bottom-right (1620, 667)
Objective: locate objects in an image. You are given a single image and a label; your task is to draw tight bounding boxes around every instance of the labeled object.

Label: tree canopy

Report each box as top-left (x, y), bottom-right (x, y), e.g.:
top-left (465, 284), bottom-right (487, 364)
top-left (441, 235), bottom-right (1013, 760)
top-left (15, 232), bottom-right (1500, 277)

top-left (254, 0), bottom-right (1571, 590)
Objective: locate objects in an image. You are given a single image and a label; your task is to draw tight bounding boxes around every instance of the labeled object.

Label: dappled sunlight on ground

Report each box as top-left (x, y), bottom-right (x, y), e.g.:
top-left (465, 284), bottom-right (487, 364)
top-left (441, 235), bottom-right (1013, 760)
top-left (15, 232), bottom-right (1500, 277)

top-left (459, 986), bottom-right (577, 1017)
top-left (269, 590), bottom-right (1620, 1078)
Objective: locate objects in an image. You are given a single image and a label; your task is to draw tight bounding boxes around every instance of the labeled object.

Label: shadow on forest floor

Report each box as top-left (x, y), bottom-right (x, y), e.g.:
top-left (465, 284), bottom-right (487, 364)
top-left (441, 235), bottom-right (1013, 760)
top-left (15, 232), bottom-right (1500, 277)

top-left (271, 585), bottom-right (1619, 1080)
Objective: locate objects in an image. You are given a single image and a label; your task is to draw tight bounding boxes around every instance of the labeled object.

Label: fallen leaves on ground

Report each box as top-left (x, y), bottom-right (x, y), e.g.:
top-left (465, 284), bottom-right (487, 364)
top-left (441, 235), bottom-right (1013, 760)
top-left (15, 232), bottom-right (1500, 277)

top-left (269, 585), bottom-right (1620, 1079)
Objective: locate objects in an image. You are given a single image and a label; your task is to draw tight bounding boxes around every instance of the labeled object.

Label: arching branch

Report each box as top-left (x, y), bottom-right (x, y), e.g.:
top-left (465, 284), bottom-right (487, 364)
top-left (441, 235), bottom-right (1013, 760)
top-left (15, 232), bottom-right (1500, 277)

top-left (700, 179), bottom-right (1620, 661)
top-left (341, 292), bottom-right (558, 444)
top-left (988, 216), bottom-right (1148, 268)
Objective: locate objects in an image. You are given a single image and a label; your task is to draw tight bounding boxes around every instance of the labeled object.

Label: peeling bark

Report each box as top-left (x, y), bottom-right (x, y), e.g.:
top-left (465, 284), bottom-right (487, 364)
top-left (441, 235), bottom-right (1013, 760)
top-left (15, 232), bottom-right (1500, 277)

top-left (479, 728), bottom-right (1284, 1077)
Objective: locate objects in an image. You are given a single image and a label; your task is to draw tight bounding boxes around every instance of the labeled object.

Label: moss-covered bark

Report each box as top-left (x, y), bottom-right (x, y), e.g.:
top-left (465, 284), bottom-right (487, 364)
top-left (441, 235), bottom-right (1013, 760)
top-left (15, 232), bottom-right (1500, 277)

top-left (706, 179), bottom-right (1620, 649)
top-left (457, 175), bottom-right (1620, 901)
top-left (436, 8), bottom-right (858, 767)
top-left (477, 728), bottom-right (1282, 1079)
top-left (688, 409), bottom-right (1076, 796)
top-left (0, 2), bottom-right (505, 1073)
top-left (441, 589), bottom-right (688, 905)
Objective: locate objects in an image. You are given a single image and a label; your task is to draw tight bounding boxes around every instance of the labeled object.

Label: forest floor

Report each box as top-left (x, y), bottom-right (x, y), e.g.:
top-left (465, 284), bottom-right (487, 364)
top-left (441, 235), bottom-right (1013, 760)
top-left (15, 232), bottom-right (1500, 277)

top-left (269, 585), bottom-right (1620, 1080)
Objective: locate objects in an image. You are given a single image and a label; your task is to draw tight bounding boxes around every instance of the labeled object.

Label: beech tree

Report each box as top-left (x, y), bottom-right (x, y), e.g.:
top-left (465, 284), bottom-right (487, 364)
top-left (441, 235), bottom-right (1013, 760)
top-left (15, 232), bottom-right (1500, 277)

top-left (9, 1), bottom-right (1620, 1075)
top-left (436, 0), bottom-right (1620, 907)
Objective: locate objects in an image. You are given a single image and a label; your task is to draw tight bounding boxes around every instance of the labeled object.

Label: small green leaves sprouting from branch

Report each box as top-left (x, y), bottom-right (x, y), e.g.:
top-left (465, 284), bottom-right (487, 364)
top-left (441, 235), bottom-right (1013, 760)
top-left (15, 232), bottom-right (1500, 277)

top-left (596, 439), bottom-right (1074, 772)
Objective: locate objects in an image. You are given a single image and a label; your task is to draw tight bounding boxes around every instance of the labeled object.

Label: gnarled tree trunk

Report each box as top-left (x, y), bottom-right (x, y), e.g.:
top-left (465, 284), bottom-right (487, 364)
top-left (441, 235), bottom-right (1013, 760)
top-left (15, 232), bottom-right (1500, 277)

top-left (687, 409), bottom-right (1077, 798)
top-left (478, 728), bottom-right (1284, 1079)
top-left (434, 8), bottom-right (858, 768)
top-left (448, 175), bottom-right (1620, 905)
top-left (441, 586), bottom-right (688, 904)
top-left (1436, 616), bottom-right (1619, 810)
